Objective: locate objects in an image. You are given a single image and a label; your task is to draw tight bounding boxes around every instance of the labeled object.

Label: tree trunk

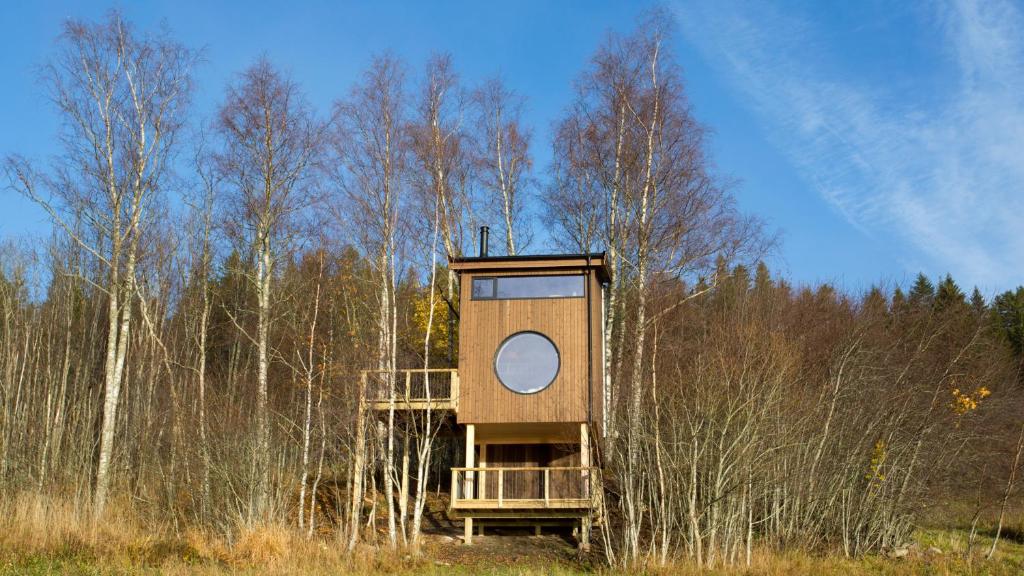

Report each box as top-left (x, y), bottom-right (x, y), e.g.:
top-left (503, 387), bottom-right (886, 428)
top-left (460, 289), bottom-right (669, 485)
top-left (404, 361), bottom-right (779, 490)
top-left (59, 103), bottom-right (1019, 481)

top-left (254, 231), bottom-right (272, 521)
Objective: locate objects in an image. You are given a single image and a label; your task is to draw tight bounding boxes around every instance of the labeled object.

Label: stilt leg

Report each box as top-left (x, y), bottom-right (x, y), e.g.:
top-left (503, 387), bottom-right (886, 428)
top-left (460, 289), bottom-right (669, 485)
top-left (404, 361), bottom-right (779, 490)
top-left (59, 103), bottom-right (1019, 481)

top-left (580, 517), bottom-right (592, 552)
top-left (464, 518), bottom-right (473, 545)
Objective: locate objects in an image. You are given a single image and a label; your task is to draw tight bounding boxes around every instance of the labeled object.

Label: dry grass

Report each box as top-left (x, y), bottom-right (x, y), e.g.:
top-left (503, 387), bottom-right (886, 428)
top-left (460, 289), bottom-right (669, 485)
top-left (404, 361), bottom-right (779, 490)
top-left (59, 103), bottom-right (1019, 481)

top-left (0, 492), bottom-right (429, 575)
top-left (1, 493), bottom-right (1023, 575)
top-left (0, 491), bottom-right (164, 558)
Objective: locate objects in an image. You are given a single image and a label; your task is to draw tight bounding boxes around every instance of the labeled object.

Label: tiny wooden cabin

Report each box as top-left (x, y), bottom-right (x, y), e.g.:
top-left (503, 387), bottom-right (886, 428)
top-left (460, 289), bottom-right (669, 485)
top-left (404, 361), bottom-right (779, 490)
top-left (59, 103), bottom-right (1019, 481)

top-left (359, 228), bottom-right (608, 546)
top-left (448, 236), bottom-right (608, 543)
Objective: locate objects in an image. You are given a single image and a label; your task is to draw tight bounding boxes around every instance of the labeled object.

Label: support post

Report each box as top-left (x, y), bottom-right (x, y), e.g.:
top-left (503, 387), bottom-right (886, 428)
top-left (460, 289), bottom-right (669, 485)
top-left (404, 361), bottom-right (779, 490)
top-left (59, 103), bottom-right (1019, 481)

top-left (464, 424), bottom-right (475, 501)
top-left (581, 423), bottom-right (591, 498)
top-left (480, 444), bottom-right (488, 499)
top-left (462, 424), bottom-right (475, 545)
top-left (581, 422), bottom-right (593, 552)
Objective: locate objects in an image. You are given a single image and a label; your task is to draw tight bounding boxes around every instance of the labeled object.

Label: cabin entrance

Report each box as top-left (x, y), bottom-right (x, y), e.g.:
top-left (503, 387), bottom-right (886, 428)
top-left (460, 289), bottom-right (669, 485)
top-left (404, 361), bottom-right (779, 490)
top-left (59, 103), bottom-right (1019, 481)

top-left (479, 443), bottom-right (583, 500)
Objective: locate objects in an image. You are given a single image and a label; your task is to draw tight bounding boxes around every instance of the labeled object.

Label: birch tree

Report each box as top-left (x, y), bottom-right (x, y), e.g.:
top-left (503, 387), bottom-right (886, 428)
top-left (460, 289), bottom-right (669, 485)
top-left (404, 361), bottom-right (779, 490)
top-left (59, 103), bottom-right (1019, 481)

top-left (4, 12), bottom-right (195, 517)
top-left (183, 141), bottom-right (219, 521)
top-left (549, 12), bottom-right (762, 564)
top-left (331, 54), bottom-right (408, 548)
top-left (216, 58), bottom-right (323, 522)
top-left (410, 54), bottom-right (472, 262)
top-left (409, 53), bottom-right (471, 371)
top-left (473, 78), bottom-right (531, 255)
top-left (407, 54), bottom-right (468, 548)
top-left (548, 27), bottom-right (643, 439)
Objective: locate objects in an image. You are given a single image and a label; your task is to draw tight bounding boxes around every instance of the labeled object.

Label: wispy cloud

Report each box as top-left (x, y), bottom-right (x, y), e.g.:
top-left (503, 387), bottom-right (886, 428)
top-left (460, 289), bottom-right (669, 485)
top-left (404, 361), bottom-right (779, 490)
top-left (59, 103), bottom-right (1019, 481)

top-left (673, 0), bottom-right (1024, 290)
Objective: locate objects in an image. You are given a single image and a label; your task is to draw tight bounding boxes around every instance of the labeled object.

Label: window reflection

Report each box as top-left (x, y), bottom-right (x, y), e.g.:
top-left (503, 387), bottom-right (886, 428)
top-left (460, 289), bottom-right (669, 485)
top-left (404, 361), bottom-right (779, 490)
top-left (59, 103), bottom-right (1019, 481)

top-left (471, 275), bottom-right (584, 300)
top-left (471, 277), bottom-right (495, 299)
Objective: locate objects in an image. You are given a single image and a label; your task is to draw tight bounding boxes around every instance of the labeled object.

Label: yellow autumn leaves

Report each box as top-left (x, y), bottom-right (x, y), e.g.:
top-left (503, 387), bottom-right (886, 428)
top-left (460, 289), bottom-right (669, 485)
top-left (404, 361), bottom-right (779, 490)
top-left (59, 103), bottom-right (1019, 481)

top-left (410, 289), bottom-right (452, 358)
top-left (865, 385), bottom-right (993, 486)
top-left (950, 385), bottom-right (991, 416)
top-left (865, 439), bottom-right (887, 487)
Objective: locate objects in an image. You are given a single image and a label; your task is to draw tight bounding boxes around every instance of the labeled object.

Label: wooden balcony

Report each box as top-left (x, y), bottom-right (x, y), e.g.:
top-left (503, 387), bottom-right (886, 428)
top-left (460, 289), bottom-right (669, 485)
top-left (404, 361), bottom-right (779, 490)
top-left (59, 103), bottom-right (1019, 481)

top-left (450, 466), bottom-right (599, 513)
top-left (361, 368), bottom-right (458, 412)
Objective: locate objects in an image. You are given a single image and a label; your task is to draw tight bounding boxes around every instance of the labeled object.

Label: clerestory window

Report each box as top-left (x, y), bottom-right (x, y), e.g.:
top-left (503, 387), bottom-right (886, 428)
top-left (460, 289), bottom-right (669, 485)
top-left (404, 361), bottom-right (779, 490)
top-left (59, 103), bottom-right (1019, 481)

top-left (471, 275), bottom-right (584, 300)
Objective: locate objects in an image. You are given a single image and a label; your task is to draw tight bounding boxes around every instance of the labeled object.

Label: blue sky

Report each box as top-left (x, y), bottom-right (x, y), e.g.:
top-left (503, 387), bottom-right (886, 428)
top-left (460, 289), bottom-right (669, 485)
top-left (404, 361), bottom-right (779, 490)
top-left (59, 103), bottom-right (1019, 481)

top-left (1, 0), bottom-right (1021, 294)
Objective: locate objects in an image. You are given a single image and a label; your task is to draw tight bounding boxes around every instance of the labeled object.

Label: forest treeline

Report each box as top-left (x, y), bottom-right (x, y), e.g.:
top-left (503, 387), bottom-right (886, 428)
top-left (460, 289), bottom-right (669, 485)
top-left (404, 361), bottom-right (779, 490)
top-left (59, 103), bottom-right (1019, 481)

top-left (1, 9), bottom-right (1023, 569)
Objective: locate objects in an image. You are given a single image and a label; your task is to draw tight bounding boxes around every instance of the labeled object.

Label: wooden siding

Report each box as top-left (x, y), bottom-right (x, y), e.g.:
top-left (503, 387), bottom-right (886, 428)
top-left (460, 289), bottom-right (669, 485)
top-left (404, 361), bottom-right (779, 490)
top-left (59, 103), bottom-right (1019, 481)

top-left (473, 422), bottom-right (578, 444)
top-left (458, 268), bottom-right (600, 424)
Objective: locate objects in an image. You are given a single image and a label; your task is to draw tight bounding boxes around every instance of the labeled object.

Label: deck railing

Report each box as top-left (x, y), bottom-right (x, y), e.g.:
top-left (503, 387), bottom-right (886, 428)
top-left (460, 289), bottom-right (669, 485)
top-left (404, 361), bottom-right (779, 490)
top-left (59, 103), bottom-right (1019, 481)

top-left (361, 368), bottom-right (458, 411)
top-left (450, 466), bottom-right (599, 510)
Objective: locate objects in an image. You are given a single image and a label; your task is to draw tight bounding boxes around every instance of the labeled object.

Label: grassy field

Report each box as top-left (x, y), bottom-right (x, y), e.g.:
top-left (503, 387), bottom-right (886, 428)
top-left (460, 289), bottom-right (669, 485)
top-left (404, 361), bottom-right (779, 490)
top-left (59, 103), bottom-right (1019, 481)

top-left (2, 496), bottom-right (1023, 575)
top-left (3, 529), bottom-right (1023, 575)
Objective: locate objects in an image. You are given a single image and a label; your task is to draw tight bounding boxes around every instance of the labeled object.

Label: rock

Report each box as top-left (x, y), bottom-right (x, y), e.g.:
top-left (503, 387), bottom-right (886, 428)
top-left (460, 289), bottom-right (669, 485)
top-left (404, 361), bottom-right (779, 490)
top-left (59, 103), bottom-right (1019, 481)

top-left (926, 546), bottom-right (943, 556)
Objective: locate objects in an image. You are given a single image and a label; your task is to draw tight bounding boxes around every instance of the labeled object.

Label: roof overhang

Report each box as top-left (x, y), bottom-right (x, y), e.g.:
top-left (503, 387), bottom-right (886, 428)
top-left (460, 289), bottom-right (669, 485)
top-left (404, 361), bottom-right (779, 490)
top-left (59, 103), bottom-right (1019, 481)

top-left (449, 252), bottom-right (610, 284)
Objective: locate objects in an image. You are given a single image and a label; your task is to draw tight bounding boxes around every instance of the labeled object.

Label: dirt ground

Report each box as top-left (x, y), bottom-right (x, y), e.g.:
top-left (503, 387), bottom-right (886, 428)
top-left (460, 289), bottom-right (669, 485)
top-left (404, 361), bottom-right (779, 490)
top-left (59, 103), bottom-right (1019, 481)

top-left (426, 529), bottom-right (596, 570)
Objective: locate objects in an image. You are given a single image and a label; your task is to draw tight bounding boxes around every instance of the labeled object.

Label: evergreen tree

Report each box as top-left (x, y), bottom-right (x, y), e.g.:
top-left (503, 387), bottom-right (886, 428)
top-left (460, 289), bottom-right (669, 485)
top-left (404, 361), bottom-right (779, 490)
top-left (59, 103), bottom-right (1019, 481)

top-left (892, 287), bottom-right (907, 314)
top-left (863, 286), bottom-right (888, 317)
top-left (732, 264), bottom-right (751, 293)
top-left (817, 283), bottom-right (837, 304)
top-left (970, 287), bottom-right (987, 315)
top-left (934, 274), bottom-right (965, 311)
top-left (992, 287), bottom-right (1024, 358)
top-left (907, 273), bottom-right (935, 308)
top-left (754, 261), bottom-right (772, 293)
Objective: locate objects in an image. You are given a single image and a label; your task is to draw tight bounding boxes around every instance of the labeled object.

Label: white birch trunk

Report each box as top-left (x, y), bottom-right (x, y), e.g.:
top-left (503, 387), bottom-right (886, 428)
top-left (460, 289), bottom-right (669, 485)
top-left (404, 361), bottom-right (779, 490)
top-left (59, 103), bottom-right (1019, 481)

top-left (254, 229), bottom-right (272, 521)
top-left (298, 257), bottom-right (322, 531)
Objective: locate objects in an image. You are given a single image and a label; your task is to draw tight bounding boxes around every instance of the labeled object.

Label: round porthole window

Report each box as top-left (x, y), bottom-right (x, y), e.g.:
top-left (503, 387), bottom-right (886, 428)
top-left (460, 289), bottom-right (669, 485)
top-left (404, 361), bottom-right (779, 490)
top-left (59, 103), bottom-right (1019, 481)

top-left (494, 331), bottom-right (560, 394)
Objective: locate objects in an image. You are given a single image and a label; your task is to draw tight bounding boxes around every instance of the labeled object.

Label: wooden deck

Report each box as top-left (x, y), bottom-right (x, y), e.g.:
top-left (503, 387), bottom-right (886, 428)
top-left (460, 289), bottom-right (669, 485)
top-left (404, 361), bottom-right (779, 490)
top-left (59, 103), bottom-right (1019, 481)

top-left (451, 498), bottom-right (593, 510)
top-left (360, 368), bottom-right (458, 412)
top-left (450, 466), bottom-right (599, 513)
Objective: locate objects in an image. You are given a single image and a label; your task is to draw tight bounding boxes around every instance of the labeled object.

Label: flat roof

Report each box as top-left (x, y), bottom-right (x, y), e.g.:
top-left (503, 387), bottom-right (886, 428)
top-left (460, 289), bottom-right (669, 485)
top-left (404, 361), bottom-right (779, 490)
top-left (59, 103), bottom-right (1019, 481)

top-left (450, 252), bottom-right (610, 283)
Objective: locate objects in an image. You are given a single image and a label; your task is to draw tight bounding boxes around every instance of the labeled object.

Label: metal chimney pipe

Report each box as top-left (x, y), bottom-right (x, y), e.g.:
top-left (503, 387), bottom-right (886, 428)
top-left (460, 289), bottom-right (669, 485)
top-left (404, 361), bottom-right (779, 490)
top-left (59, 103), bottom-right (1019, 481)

top-left (479, 226), bottom-right (489, 257)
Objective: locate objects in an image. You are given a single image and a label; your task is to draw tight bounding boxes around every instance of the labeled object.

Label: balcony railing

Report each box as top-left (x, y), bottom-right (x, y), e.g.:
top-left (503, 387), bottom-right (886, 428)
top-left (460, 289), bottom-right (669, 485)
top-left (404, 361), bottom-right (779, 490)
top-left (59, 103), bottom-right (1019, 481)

top-left (450, 466), bottom-right (599, 510)
top-left (361, 368), bottom-right (458, 411)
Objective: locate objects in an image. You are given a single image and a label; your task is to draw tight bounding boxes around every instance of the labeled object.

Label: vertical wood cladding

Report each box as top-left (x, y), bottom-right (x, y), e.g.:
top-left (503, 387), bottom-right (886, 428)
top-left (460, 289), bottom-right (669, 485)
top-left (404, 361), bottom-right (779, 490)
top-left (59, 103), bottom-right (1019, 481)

top-left (483, 444), bottom-right (582, 499)
top-left (455, 263), bottom-right (605, 425)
